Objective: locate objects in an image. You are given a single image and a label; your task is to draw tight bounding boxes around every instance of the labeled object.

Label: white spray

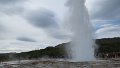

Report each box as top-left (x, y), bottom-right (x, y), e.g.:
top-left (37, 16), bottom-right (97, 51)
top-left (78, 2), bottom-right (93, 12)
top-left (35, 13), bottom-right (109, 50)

top-left (65, 0), bottom-right (95, 61)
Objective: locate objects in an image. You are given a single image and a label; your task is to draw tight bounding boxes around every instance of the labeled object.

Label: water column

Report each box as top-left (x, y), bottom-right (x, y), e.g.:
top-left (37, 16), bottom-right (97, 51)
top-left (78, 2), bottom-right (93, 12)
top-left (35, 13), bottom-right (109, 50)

top-left (65, 0), bottom-right (95, 61)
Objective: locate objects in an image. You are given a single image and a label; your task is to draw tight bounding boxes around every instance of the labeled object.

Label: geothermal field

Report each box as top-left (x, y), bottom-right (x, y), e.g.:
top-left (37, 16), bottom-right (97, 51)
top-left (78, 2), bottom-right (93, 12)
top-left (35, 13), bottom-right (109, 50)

top-left (1, 59), bottom-right (120, 68)
top-left (0, 0), bottom-right (119, 68)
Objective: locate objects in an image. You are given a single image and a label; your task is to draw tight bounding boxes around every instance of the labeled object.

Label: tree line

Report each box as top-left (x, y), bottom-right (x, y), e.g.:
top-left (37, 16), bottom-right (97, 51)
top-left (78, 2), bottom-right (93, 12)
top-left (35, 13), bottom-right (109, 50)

top-left (0, 37), bottom-right (120, 61)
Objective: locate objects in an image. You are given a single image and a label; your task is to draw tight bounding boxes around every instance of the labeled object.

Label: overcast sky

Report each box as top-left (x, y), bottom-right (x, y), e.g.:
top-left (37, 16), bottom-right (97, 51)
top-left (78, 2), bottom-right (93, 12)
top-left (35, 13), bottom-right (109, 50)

top-left (0, 0), bottom-right (120, 53)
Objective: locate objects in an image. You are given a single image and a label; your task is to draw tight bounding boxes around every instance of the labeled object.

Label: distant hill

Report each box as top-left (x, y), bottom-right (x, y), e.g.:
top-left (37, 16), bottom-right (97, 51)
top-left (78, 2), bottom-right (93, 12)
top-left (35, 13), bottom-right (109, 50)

top-left (17, 43), bottom-right (68, 59)
top-left (0, 43), bottom-right (68, 62)
top-left (0, 37), bottom-right (120, 61)
top-left (95, 37), bottom-right (120, 58)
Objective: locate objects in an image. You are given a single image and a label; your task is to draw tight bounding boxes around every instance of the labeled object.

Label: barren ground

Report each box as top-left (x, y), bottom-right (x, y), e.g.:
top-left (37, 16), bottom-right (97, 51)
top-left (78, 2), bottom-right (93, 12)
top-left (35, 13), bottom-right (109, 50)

top-left (0, 59), bottom-right (120, 68)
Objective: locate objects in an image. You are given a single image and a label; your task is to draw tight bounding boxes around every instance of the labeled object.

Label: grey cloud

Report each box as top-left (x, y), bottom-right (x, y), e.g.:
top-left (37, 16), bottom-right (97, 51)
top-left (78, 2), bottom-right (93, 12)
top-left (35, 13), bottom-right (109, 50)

top-left (25, 9), bottom-right (58, 28)
top-left (25, 8), bottom-right (68, 40)
top-left (46, 29), bottom-right (70, 40)
top-left (88, 0), bottom-right (120, 38)
top-left (89, 0), bottom-right (120, 20)
top-left (0, 24), bottom-right (6, 33)
top-left (0, 6), bottom-right (24, 15)
top-left (0, 0), bottom-right (25, 4)
top-left (52, 34), bottom-right (70, 40)
top-left (0, 25), bottom-right (7, 40)
top-left (0, 25), bottom-right (4, 31)
top-left (96, 24), bottom-right (120, 34)
top-left (17, 37), bottom-right (36, 42)
top-left (95, 25), bottom-right (120, 38)
top-left (0, 0), bottom-right (26, 14)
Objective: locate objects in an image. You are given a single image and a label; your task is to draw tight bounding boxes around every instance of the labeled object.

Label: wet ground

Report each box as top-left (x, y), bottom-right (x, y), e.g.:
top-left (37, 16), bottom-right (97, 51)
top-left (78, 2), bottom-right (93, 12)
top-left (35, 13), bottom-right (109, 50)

top-left (0, 59), bottom-right (120, 68)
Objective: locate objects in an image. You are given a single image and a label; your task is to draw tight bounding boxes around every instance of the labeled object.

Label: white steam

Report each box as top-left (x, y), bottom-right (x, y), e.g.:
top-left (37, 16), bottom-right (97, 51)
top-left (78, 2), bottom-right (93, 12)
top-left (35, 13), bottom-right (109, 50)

top-left (65, 0), bottom-right (95, 61)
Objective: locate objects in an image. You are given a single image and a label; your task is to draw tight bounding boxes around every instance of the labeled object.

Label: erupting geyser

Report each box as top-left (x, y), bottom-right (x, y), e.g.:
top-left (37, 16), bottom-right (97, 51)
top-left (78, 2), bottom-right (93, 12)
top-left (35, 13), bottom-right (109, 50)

top-left (65, 0), bottom-right (95, 61)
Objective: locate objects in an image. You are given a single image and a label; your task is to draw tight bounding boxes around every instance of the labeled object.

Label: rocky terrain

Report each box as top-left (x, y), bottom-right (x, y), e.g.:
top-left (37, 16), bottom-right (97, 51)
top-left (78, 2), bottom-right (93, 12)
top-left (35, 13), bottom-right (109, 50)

top-left (0, 59), bottom-right (120, 68)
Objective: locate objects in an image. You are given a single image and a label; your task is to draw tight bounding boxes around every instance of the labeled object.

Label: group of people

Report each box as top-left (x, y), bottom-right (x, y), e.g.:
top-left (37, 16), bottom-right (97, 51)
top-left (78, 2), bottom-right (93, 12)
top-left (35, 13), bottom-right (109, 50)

top-left (98, 52), bottom-right (120, 59)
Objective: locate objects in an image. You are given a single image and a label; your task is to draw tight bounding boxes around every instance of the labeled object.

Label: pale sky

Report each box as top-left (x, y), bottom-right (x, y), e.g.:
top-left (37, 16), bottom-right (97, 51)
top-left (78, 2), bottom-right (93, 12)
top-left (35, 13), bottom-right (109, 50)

top-left (0, 0), bottom-right (120, 53)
